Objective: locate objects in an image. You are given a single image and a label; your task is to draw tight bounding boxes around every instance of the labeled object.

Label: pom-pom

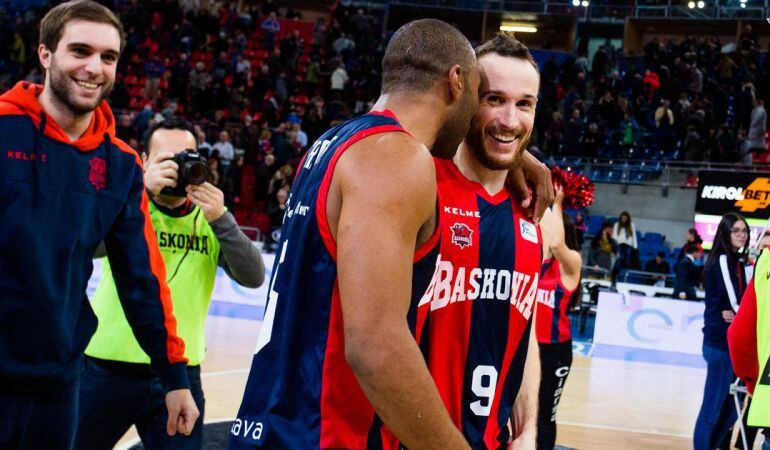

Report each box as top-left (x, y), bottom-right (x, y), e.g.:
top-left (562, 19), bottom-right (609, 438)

top-left (551, 166), bottom-right (595, 209)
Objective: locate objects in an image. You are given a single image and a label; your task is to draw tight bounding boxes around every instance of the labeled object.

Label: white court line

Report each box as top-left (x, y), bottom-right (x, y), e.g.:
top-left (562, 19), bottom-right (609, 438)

top-left (558, 420), bottom-right (692, 439)
top-left (115, 418), bottom-right (236, 450)
top-left (201, 368), bottom-right (250, 377)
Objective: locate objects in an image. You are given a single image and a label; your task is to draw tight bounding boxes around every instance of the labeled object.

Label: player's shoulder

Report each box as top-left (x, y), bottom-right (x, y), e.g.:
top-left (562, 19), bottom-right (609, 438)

top-left (110, 135), bottom-right (143, 167)
top-left (344, 130), bottom-right (433, 173)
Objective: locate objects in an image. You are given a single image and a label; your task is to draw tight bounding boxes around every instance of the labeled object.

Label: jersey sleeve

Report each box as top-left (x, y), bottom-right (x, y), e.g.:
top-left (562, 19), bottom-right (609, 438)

top-left (104, 160), bottom-right (189, 391)
top-left (728, 278), bottom-right (759, 394)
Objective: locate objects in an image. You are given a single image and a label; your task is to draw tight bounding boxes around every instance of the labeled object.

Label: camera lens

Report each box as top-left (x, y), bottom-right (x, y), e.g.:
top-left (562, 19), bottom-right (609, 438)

top-left (184, 160), bottom-right (209, 185)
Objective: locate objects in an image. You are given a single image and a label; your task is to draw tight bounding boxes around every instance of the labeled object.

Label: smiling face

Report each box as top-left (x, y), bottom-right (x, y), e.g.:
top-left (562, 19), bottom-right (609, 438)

top-left (463, 53), bottom-right (538, 170)
top-left (39, 20), bottom-right (120, 116)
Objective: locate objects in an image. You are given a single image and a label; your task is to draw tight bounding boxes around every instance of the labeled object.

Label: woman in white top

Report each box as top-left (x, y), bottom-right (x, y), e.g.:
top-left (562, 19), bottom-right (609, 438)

top-left (612, 211), bottom-right (637, 248)
top-left (611, 211), bottom-right (639, 280)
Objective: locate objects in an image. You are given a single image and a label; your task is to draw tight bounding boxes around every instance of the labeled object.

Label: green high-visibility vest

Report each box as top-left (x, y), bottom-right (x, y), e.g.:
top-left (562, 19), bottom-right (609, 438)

top-left (749, 249), bottom-right (770, 427)
top-left (86, 201), bottom-right (220, 366)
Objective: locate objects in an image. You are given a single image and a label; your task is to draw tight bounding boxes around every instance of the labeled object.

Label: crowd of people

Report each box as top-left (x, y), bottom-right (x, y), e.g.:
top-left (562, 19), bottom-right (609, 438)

top-left (535, 30), bottom-right (769, 164)
top-left (2, 1), bottom-right (768, 243)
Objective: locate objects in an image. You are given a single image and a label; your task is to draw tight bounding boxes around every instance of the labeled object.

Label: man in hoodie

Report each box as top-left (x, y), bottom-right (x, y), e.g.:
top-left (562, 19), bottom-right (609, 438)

top-left (0, 2), bottom-right (198, 449)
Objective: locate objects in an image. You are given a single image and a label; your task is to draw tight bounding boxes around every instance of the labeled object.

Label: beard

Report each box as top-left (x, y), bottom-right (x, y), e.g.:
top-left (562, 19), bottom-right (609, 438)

top-left (48, 57), bottom-right (113, 116)
top-left (465, 117), bottom-right (531, 171)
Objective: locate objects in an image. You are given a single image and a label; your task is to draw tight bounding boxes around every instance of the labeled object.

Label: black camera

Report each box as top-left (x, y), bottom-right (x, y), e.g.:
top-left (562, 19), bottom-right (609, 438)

top-left (161, 149), bottom-right (209, 197)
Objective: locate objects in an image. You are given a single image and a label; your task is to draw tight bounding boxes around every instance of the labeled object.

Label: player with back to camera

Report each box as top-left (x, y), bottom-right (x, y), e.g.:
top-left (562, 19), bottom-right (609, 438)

top-left (75, 118), bottom-right (266, 450)
top-left (535, 185), bottom-right (582, 450)
top-left (227, 19), bottom-right (553, 450)
top-left (0, 2), bottom-right (198, 449)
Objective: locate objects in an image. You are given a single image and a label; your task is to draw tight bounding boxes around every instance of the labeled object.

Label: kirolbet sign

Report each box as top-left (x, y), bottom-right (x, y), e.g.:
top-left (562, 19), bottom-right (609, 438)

top-left (695, 170), bottom-right (770, 249)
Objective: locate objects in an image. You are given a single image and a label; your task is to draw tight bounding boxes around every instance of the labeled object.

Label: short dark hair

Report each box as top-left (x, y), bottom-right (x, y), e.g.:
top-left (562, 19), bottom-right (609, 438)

top-left (474, 32), bottom-right (538, 74)
top-left (381, 19), bottom-right (475, 94)
top-left (144, 118), bottom-right (197, 155)
top-left (39, 0), bottom-right (125, 53)
top-left (684, 243), bottom-right (699, 254)
top-left (657, 251), bottom-right (666, 258)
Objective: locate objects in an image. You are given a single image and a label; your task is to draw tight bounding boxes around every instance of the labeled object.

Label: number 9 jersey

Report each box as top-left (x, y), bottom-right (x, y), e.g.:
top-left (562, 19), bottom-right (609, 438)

top-left (410, 158), bottom-right (543, 449)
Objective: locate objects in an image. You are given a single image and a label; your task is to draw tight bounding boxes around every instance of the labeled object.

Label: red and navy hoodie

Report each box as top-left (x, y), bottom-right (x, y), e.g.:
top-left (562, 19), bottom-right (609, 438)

top-left (0, 82), bottom-right (188, 392)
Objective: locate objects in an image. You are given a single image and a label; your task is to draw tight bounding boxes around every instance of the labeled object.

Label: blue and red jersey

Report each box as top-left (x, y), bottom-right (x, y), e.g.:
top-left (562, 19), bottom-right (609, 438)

top-left (535, 258), bottom-right (575, 344)
top-left (410, 158), bottom-right (543, 449)
top-left (0, 82), bottom-right (187, 392)
top-left (228, 110), bottom-right (440, 449)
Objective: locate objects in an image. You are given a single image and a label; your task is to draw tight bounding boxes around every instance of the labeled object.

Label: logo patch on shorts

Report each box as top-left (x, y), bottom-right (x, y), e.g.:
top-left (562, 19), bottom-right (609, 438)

top-left (519, 219), bottom-right (538, 244)
top-left (450, 223), bottom-right (473, 249)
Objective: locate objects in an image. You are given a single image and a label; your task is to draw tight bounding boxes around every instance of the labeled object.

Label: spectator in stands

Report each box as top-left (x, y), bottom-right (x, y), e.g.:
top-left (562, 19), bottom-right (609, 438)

top-left (330, 60), bottom-right (349, 96)
top-left (612, 211), bottom-right (639, 278)
top-left (261, 12), bottom-right (280, 50)
top-left (194, 125), bottom-right (211, 157)
top-left (255, 153), bottom-right (278, 203)
top-left (267, 186), bottom-right (289, 252)
top-left (144, 54), bottom-right (164, 101)
top-left (645, 251), bottom-right (671, 275)
top-left (682, 125), bottom-right (703, 161)
top-left (574, 210), bottom-right (587, 248)
top-left (212, 130), bottom-right (234, 166)
top-left (694, 212), bottom-right (750, 450)
top-left (677, 228), bottom-right (704, 266)
top-left (312, 18), bottom-right (326, 47)
top-left (612, 212), bottom-right (638, 250)
top-left (673, 244), bottom-right (701, 300)
top-left (564, 109), bottom-right (582, 155)
top-left (579, 122), bottom-right (601, 157)
top-left (745, 98), bottom-right (767, 164)
top-left (590, 222), bottom-right (617, 272)
top-left (655, 99), bottom-right (675, 151)
top-left (269, 164), bottom-right (293, 198)
top-left (545, 111), bottom-right (564, 154)
top-left (208, 156), bottom-right (221, 187)
top-left (292, 122), bottom-right (308, 150)
top-left (332, 32), bottom-right (356, 57)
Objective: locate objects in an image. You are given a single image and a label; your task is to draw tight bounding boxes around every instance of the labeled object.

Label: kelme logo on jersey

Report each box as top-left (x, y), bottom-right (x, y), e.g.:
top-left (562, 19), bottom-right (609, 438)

top-left (450, 222), bottom-right (473, 249)
top-left (519, 219), bottom-right (538, 244)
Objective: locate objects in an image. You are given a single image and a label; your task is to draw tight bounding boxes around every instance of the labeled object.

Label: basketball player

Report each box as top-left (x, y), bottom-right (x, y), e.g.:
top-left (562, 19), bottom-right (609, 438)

top-left (414, 33), bottom-right (543, 449)
top-left (536, 186), bottom-right (582, 450)
top-left (0, 2), bottom-right (197, 449)
top-left (228, 20), bottom-right (552, 449)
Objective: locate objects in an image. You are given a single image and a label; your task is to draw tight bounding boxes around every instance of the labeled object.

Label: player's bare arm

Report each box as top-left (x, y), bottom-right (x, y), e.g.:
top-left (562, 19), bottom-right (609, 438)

top-left (332, 132), bottom-right (468, 449)
top-left (510, 321), bottom-right (540, 450)
top-left (547, 185), bottom-right (582, 290)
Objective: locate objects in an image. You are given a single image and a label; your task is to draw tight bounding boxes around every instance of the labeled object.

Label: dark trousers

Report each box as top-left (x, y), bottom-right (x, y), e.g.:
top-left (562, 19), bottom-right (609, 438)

top-left (76, 357), bottom-right (205, 450)
top-left (537, 340), bottom-right (573, 450)
top-left (0, 380), bottom-right (79, 450)
top-left (694, 344), bottom-right (736, 450)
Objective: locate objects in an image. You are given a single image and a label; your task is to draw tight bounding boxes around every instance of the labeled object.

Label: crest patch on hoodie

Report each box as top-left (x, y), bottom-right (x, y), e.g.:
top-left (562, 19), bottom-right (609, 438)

top-left (89, 157), bottom-right (106, 190)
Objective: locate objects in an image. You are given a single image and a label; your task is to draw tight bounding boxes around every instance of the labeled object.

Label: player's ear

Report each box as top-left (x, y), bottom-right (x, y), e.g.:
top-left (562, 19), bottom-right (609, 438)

top-left (447, 64), bottom-right (463, 103)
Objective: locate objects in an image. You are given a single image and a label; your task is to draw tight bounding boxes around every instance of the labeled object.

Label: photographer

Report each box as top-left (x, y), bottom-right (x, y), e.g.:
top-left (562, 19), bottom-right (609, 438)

top-left (76, 118), bottom-right (266, 450)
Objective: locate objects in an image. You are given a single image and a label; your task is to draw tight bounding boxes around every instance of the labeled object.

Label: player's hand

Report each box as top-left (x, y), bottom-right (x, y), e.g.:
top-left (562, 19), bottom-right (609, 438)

top-left (509, 151), bottom-right (554, 223)
top-left (165, 389), bottom-right (199, 436)
top-left (187, 182), bottom-right (226, 222)
top-left (679, 292), bottom-right (687, 300)
top-left (144, 151), bottom-right (179, 197)
top-left (554, 184), bottom-right (565, 206)
top-left (722, 310), bottom-right (735, 323)
top-left (507, 428), bottom-right (536, 450)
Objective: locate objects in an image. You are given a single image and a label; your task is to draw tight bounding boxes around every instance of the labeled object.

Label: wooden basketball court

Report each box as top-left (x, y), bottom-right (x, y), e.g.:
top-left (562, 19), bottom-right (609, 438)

top-left (115, 313), bottom-right (704, 449)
